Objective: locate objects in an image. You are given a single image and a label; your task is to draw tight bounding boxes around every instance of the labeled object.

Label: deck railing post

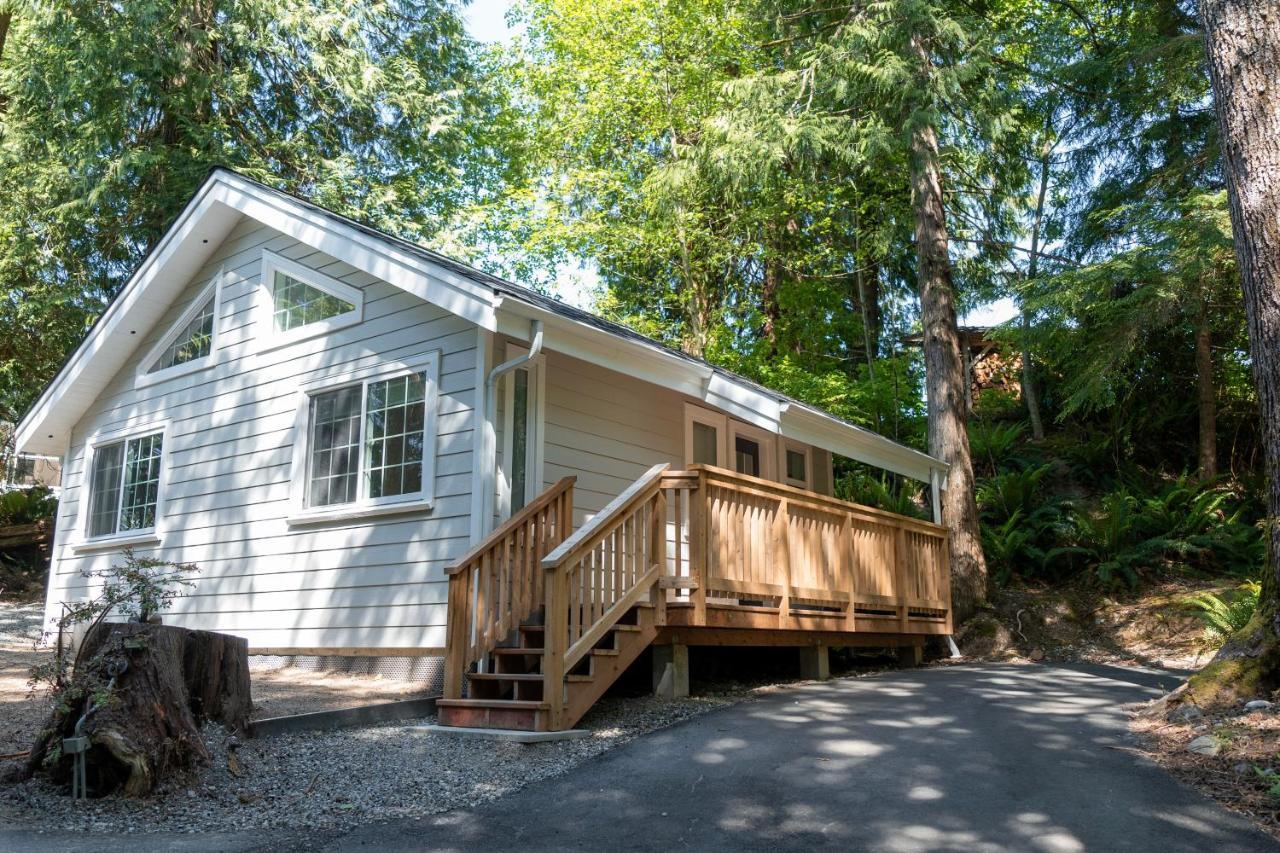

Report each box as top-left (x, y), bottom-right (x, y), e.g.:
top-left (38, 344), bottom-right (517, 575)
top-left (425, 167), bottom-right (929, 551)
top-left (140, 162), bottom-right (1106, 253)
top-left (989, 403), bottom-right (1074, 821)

top-left (894, 525), bottom-right (909, 631)
top-left (691, 469), bottom-right (708, 625)
top-left (773, 497), bottom-right (790, 630)
top-left (650, 490), bottom-right (667, 624)
top-left (543, 566), bottom-right (568, 730)
top-left (443, 571), bottom-right (469, 699)
top-left (841, 515), bottom-right (857, 632)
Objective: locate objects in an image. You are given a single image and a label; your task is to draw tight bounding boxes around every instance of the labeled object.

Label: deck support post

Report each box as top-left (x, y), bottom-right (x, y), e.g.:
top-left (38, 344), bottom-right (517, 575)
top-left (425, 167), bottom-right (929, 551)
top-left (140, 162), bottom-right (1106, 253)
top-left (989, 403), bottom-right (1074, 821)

top-left (897, 642), bottom-right (924, 668)
top-left (799, 644), bottom-right (830, 681)
top-left (652, 643), bottom-right (689, 699)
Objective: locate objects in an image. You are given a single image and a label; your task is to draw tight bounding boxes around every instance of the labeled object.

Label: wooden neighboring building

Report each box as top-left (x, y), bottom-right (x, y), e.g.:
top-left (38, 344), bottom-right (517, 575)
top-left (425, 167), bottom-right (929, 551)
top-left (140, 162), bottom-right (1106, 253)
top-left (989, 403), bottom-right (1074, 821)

top-left (16, 170), bottom-right (952, 732)
top-left (907, 326), bottom-right (1023, 413)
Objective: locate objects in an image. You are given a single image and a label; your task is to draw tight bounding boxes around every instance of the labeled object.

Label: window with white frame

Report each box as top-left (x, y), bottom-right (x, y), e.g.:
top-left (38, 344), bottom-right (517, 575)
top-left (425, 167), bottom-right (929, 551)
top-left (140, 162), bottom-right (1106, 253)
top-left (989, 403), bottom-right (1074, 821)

top-left (86, 430), bottom-right (165, 539)
top-left (293, 356), bottom-right (438, 518)
top-left (259, 250), bottom-right (363, 347)
top-left (138, 277), bottom-right (220, 383)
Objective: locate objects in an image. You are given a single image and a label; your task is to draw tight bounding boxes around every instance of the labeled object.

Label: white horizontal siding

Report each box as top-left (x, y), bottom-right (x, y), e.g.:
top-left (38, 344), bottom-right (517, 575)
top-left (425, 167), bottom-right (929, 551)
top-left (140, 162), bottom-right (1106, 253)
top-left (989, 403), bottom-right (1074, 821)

top-left (46, 217), bottom-right (478, 651)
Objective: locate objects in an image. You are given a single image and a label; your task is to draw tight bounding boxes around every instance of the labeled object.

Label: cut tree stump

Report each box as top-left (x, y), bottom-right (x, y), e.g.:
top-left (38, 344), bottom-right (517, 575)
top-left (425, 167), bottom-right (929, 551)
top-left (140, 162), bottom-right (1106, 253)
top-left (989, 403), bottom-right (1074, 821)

top-left (22, 621), bottom-right (251, 797)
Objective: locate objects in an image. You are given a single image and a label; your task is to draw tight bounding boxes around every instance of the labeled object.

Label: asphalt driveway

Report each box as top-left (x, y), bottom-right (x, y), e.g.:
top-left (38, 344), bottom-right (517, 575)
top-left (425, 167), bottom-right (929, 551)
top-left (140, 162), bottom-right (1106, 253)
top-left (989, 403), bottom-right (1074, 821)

top-left (320, 663), bottom-right (1274, 853)
top-left (3, 663), bottom-right (1275, 852)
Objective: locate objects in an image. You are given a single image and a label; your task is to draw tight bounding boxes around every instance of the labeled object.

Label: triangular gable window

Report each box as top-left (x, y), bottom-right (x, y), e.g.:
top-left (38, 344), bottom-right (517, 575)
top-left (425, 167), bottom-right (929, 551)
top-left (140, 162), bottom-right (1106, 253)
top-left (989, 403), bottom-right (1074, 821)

top-left (259, 250), bottom-right (364, 349)
top-left (136, 277), bottom-right (220, 385)
top-left (150, 295), bottom-right (214, 372)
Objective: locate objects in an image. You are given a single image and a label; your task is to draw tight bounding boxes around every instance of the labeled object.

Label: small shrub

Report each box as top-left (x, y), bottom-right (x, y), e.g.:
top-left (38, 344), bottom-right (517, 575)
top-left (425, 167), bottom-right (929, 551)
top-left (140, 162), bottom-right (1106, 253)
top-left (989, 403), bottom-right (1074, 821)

top-left (30, 549), bottom-right (199, 693)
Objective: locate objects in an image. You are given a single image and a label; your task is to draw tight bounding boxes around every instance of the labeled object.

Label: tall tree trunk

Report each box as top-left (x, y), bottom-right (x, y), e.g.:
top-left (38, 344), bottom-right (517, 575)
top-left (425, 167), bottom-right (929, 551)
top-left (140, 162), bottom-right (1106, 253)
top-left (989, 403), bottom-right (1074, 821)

top-left (0, 10), bottom-right (12, 116)
top-left (1196, 305), bottom-right (1218, 479)
top-left (1021, 144), bottom-right (1052, 441)
top-left (907, 38), bottom-right (987, 623)
top-left (1184, 0), bottom-right (1280, 706)
top-left (762, 222), bottom-right (781, 357)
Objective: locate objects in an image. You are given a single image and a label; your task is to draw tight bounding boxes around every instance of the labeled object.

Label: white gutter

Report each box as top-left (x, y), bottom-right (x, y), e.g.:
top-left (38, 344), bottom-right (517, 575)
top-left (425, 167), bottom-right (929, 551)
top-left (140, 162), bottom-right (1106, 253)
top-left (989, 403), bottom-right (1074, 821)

top-left (479, 319), bottom-right (544, 534)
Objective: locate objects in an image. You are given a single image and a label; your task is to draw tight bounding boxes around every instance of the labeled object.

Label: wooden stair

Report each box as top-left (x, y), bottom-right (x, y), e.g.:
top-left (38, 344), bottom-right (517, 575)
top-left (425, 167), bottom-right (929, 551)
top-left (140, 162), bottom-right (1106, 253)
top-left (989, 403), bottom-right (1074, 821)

top-left (437, 601), bottom-right (659, 732)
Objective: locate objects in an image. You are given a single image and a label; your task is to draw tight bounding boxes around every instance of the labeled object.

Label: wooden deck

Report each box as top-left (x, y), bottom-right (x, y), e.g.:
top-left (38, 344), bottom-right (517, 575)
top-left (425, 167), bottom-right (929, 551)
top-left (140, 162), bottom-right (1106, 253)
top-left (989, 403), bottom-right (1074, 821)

top-left (439, 463), bottom-right (951, 731)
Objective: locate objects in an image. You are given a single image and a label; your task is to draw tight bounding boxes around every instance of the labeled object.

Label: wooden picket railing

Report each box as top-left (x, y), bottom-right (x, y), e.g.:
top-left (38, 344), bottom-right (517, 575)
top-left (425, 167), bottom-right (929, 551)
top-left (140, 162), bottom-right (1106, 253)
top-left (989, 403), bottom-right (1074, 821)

top-left (442, 476), bottom-right (575, 699)
top-left (539, 464), bottom-right (695, 728)
top-left (666, 465), bottom-right (951, 634)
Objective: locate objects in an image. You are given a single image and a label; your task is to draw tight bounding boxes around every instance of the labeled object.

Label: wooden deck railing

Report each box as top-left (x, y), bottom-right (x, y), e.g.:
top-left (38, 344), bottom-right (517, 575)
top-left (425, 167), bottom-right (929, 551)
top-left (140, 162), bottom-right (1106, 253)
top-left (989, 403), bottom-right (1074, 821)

top-left (442, 463), bottom-right (950, 713)
top-left (668, 465), bottom-right (952, 634)
top-left (443, 476), bottom-right (575, 699)
top-left (539, 463), bottom-right (696, 728)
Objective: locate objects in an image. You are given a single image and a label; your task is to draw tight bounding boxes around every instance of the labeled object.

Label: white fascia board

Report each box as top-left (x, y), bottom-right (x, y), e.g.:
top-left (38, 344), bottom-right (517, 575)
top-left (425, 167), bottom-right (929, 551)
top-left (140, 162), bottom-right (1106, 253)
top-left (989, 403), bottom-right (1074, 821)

top-left (780, 402), bottom-right (947, 483)
top-left (208, 172), bottom-right (496, 333)
top-left (16, 171), bottom-right (499, 457)
top-left (703, 373), bottom-right (781, 431)
top-left (15, 182), bottom-right (241, 456)
top-left (494, 296), bottom-right (939, 478)
top-left (495, 298), bottom-right (713, 398)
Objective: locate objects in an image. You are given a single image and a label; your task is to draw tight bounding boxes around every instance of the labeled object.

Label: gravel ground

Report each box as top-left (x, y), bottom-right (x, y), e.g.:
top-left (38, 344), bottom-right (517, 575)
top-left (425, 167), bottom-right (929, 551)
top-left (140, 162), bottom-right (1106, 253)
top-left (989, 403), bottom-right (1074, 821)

top-left (0, 690), bottom-right (760, 834)
top-left (250, 668), bottom-right (434, 719)
top-left (0, 601), bottom-right (53, 757)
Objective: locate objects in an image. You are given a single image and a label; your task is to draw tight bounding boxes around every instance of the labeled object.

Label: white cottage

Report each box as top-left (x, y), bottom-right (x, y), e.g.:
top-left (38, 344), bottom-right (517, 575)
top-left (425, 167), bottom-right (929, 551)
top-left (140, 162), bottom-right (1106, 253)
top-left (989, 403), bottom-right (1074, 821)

top-left (17, 169), bottom-right (953, 732)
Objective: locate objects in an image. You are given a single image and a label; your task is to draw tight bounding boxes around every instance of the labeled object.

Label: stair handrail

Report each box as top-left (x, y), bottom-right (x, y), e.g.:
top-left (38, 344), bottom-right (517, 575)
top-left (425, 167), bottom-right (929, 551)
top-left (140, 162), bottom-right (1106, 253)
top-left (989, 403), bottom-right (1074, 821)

top-left (541, 463), bottom-right (677, 729)
top-left (443, 476), bottom-right (576, 700)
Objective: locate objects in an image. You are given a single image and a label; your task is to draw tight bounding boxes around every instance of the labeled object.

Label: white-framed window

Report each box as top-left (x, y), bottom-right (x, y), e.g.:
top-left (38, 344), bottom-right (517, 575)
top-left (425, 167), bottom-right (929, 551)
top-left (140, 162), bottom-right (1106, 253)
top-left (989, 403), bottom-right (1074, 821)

top-left (80, 423), bottom-right (168, 547)
top-left (258, 250), bottom-right (363, 349)
top-left (683, 403), bottom-right (728, 468)
top-left (781, 440), bottom-right (811, 488)
top-left (136, 276), bottom-right (221, 386)
top-left (288, 353), bottom-right (439, 524)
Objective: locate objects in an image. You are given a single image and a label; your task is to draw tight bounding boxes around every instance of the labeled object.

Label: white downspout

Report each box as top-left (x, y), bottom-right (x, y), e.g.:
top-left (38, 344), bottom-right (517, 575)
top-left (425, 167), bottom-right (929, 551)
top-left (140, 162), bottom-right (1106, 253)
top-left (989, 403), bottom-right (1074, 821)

top-left (480, 319), bottom-right (544, 536)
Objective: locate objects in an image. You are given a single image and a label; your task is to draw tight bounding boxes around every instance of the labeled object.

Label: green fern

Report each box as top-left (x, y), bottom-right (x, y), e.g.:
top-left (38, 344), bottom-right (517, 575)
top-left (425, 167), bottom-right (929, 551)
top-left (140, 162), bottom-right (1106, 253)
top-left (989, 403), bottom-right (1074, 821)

top-left (1185, 582), bottom-right (1261, 646)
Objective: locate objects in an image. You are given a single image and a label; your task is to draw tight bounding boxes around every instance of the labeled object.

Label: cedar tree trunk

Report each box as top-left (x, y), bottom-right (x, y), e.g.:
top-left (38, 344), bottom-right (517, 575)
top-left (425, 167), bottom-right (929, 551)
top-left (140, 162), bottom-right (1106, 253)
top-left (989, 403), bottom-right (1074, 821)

top-left (908, 34), bottom-right (988, 621)
top-left (1185, 0), bottom-right (1280, 706)
top-left (1196, 306), bottom-right (1218, 480)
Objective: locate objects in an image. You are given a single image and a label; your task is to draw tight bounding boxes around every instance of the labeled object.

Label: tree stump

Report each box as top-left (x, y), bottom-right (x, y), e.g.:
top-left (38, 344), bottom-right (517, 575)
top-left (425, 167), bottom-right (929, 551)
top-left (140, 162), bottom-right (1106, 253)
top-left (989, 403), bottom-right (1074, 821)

top-left (22, 621), bottom-right (251, 797)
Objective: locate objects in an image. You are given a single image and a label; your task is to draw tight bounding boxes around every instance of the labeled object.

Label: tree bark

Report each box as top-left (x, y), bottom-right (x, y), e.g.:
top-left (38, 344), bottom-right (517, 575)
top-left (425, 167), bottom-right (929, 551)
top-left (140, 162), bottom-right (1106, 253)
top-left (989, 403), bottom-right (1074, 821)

top-left (0, 10), bottom-right (13, 116)
top-left (1183, 0), bottom-right (1280, 707)
top-left (1196, 305), bottom-right (1218, 479)
top-left (1021, 144), bottom-right (1052, 441)
top-left (22, 622), bottom-right (251, 797)
top-left (0, 11), bottom-right (11, 64)
top-left (908, 36), bottom-right (988, 623)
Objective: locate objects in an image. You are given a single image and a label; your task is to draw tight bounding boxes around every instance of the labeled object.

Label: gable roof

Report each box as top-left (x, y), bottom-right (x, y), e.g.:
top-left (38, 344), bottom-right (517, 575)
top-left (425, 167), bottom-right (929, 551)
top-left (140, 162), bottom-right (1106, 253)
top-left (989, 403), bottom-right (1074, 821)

top-left (16, 168), bottom-right (946, 483)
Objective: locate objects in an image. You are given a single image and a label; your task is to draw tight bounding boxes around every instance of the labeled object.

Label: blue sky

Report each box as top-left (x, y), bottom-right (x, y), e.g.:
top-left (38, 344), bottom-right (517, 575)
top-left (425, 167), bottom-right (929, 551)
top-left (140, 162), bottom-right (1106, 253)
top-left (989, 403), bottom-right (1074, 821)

top-left (465, 2), bottom-right (520, 44)
top-left (460, 2), bottom-right (1017, 327)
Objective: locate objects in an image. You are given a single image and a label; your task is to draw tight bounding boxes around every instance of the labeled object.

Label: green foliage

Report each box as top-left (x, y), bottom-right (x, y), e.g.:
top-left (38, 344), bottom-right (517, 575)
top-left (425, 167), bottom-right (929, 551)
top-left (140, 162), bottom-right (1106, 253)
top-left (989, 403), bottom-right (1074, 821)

top-left (837, 470), bottom-right (927, 521)
top-left (0, 485), bottom-right (56, 525)
top-left (0, 0), bottom-right (514, 419)
top-left (1185, 581), bottom-right (1261, 648)
top-left (966, 421), bottom-right (1027, 475)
